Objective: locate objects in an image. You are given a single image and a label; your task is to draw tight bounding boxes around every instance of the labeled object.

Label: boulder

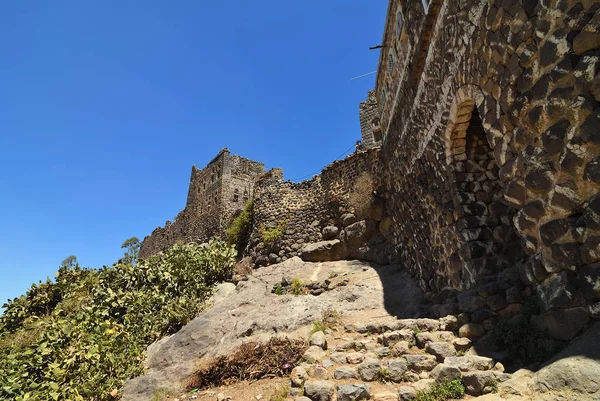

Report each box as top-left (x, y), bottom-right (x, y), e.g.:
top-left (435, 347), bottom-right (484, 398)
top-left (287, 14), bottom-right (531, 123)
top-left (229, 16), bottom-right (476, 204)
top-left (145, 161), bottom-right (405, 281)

top-left (336, 384), bottom-right (370, 401)
top-left (403, 354), bottom-right (437, 372)
top-left (334, 366), bottom-right (358, 380)
top-left (304, 346), bottom-right (327, 363)
top-left (429, 364), bottom-right (461, 383)
top-left (425, 342), bottom-right (456, 362)
top-left (358, 357), bottom-right (382, 381)
top-left (304, 380), bottom-right (335, 401)
top-left (301, 240), bottom-right (347, 262)
top-left (310, 331), bottom-right (328, 350)
top-left (451, 337), bottom-right (472, 352)
top-left (342, 220), bottom-right (379, 247)
top-left (322, 226), bottom-right (340, 240)
top-left (445, 355), bottom-right (494, 372)
top-left (386, 359), bottom-right (408, 382)
top-left (330, 352), bottom-right (347, 364)
top-left (459, 323), bottom-right (485, 340)
top-left (398, 386), bottom-right (416, 401)
top-left (340, 213), bottom-right (357, 227)
top-left (392, 341), bottom-right (410, 356)
top-left (346, 352), bottom-right (365, 364)
top-left (373, 392), bottom-right (398, 401)
top-left (532, 322), bottom-right (600, 394)
top-left (463, 371), bottom-right (502, 396)
top-left (291, 366), bottom-right (309, 387)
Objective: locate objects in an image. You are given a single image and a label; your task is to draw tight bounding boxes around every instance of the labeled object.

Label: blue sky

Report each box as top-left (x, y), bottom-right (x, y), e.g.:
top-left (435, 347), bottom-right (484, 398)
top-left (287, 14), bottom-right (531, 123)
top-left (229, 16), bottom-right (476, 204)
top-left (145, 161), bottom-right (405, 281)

top-left (0, 1), bottom-right (385, 304)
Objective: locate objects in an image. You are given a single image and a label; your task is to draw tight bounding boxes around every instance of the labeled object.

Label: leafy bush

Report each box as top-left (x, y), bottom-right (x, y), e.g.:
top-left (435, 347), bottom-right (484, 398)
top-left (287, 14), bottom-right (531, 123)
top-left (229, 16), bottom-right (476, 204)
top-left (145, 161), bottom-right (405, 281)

top-left (227, 200), bottom-right (253, 255)
top-left (291, 278), bottom-right (303, 295)
top-left (260, 220), bottom-right (287, 247)
top-left (413, 379), bottom-right (465, 401)
top-left (0, 240), bottom-right (236, 401)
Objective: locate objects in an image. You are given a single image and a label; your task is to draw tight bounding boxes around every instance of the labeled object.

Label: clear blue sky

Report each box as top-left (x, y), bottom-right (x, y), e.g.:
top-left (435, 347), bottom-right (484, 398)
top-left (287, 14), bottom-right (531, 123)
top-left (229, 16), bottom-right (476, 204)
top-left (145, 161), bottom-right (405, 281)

top-left (0, 1), bottom-right (385, 304)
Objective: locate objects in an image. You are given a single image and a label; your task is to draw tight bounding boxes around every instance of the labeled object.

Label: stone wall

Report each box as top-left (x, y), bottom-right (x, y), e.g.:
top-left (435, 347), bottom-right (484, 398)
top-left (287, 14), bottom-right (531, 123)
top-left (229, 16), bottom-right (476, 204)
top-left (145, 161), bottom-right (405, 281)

top-left (248, 148), bottom-right (387, 266)
top-left (139, 149), bottom-right (264, 258)
top-left (375, 0), bottom-right (600, 336)
top-left (359, 90), bottom-right (383, 149)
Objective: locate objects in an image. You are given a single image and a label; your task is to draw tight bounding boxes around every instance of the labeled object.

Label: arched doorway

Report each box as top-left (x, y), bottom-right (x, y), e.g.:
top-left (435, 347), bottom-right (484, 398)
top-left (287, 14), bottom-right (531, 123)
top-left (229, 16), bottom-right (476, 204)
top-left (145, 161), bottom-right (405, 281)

top-left (446, 99), bottom-right (523, 287)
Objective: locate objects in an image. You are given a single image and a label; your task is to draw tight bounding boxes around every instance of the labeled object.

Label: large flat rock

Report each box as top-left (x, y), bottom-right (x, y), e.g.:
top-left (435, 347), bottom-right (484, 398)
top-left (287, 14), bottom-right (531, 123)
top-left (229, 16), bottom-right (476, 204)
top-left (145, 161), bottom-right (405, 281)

top-left (122, 257), bottom-right (422, 401)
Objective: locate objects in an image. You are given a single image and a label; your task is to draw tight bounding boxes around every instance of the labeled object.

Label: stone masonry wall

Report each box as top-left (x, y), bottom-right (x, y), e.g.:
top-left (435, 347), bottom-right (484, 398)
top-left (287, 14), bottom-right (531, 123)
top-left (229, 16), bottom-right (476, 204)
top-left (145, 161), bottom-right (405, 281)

top-left (249, 148), bottom-right (385, 266)
top-left (139, 149), bottom-right (264, 258)
top-left (376, 0), bottom-right (600, 337)
top-left (359, 90), bottom-right (383, 149)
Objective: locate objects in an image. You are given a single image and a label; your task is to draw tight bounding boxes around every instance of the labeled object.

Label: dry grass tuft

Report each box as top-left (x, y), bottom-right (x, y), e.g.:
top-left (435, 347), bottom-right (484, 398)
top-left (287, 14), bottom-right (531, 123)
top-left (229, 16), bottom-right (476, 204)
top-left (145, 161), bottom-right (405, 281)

top-left (186, 337), bottom-right (307, 390)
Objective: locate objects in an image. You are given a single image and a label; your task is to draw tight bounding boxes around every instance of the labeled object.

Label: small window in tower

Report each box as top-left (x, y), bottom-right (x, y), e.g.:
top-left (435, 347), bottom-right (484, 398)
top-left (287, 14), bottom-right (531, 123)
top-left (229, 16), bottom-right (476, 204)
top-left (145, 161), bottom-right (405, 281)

top-left (233, 189), bottom-right (239, 202)
top-left (395, 9), bottom-right (404, 38)
top-left (211, 174), bottom-right (215, 183)
top-left (387, 52), bottom-right (395, 75)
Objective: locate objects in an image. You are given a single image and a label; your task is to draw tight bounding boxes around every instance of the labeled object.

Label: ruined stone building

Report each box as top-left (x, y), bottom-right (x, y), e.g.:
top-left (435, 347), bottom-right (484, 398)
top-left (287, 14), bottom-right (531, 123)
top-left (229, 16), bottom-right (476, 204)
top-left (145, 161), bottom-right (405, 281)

top-left (139, 149), bottom-right (264, 258)
top-left (140, 0), bottom-right (600, 340)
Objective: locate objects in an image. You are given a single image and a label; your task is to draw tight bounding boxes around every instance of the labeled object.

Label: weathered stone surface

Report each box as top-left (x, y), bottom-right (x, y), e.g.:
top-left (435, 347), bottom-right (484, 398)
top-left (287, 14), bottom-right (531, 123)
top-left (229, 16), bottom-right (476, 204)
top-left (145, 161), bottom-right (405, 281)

top-left (357, 357), bottom-right (382, 381)
top-left (334, 366), bottom-right (359, 380)
top-left (392, 341), bottom-right (411, 356)
top-left (579, 263), bottom-right (600, 302)
top-left (330, 352), bottom-right (347, 364)
top-left (309, 366), bottom-right (330, 380)
top-left (404, 354), bottom-right (437, 372)
top-left (425, 342), bottom-right (456, 362)
top-left (459, 323), bottom-right (485, 340)
top-left (291, 366), bottom-right (309, 387)
top-left (386, 359), bottom-right (408, 383)
top-left (343, 220), bottom-right (379, 247)
top-left (310, 331), bottom-right (328, 350)
top-left (336, 384), bottom-right (370, 401)
top-left (304, 345), bottom-right (327, 363)
top-left (397, 386), bottom-right (415, 401)
top-left (532, 322), bottom-right (600, 394)
top-left (322, 226), bottom-right (340, 240)
top-left (463, 371), bottom-right (502, 396)
top-left (346, 352), bottom-right (365, 364)
top-left (532, 307), bottom-right (590, 341)
top-left (429, 364), bottom-right (461, 383)
top-left (304, 380), bottom-right (335, 401)
top-left (451, 337), bottom-right (472, 352)
top-left (301, 240), bottom-right (348, 262)
top-left (445, 355), bottom-right (494, 372)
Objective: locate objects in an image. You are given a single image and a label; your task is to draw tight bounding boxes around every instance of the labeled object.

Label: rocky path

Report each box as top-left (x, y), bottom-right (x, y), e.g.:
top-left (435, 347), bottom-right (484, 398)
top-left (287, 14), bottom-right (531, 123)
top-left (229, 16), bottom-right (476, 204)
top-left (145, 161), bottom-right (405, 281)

top-left (123, 257), bottom-right (600, 401)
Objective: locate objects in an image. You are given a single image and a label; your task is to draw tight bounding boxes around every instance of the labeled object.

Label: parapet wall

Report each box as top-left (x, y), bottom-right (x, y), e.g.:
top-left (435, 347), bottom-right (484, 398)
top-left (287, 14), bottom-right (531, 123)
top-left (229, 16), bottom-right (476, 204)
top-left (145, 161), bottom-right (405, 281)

top-left (248, 148), bottom-right (385, 265)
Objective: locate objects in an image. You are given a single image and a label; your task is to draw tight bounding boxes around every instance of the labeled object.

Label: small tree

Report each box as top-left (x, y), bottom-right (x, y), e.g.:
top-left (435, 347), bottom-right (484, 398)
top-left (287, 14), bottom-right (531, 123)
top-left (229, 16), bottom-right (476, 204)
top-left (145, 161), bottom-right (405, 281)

top-left (120, 237), bottom-right (140, 265)
top-left (60, 255), bottom-right (78, 269)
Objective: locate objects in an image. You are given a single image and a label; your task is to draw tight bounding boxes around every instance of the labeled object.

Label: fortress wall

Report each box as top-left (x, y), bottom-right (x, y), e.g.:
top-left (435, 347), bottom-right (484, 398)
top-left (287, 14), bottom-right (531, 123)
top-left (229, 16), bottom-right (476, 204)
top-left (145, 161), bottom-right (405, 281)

top-left (249, 148), bottom-right (383, 265)
top-left (376, 0), bottom-right (600, 328)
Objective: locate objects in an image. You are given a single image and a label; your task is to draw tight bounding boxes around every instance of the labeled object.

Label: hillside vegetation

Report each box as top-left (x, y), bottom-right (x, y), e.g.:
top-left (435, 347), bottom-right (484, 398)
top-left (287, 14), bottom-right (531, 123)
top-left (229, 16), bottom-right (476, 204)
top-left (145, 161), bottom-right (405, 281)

top-left (0, 240), bottom-right (236, 401)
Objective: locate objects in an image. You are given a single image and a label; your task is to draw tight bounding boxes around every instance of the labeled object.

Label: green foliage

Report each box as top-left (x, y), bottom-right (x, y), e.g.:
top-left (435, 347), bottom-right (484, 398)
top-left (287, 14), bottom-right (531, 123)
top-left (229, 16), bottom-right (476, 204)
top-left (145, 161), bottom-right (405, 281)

top-left (310, 321), bottom-right (326, 335)
top-left (260, 220), bottom-right (287, 247)
top-left (120, 237), bottom-right (140, 265)
top-left (273, 285), bottom-right (284, 295)
top-left (378, 367), bottom-right (392, 382)
top-left (0, 240), bottom-right (236, 401)
top-left (412, 327), bottom-right (423, 334)
top-left (291, 278), bottom-right (303, 295)
top-left (227, 200), bottom-right (253, 255)
top-left (413, 379), bottom-right (465, 401)
top-left (491, 296), bottom-right (560, 366)
top-left (60, 255), bottom-right (78, 269)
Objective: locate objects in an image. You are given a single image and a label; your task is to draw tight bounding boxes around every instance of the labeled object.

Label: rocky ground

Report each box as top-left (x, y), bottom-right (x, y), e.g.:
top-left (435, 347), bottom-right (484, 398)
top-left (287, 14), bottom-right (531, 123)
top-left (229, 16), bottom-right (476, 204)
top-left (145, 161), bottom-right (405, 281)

top-left (122, 258), bottom-right (600, 401)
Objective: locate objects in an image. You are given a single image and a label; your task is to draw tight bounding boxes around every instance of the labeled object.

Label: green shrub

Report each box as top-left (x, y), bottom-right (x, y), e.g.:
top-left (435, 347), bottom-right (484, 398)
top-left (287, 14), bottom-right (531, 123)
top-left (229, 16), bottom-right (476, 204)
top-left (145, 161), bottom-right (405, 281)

top-left (413, 379), bottom-right (465, 401)
top-left (227, 200), bottom-right (253, 255)
top-left (0, 240), bottom-right (236, 401)
top-left (291, 278), bottom-right (303, 295)
top-left (260, 220), bottom-right (287, 247)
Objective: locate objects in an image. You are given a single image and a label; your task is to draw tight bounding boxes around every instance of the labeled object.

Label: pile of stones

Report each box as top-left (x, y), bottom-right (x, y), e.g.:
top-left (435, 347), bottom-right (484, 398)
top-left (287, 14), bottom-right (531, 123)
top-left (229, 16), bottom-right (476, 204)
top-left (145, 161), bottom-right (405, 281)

top-left (290, 316), bottom-right (510, 401)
